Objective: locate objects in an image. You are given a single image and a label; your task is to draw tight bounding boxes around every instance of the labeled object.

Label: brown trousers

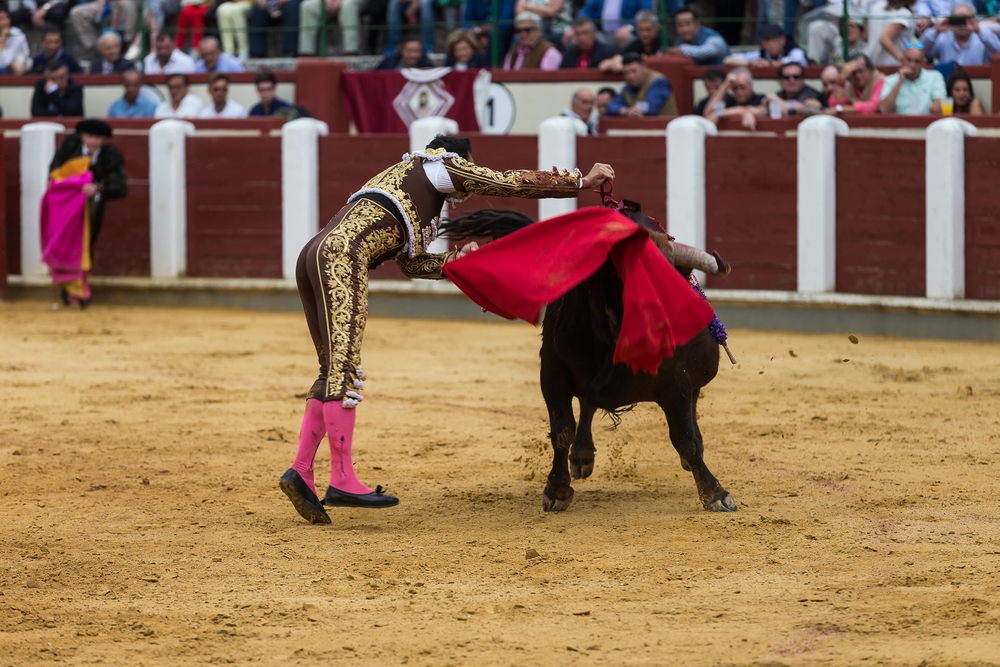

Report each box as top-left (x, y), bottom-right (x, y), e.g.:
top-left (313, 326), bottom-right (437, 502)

top-left (296, 198), bottom-right (407, 403)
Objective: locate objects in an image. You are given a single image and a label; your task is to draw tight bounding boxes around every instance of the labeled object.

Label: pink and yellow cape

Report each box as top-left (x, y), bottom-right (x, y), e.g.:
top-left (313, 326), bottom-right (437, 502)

top-left (40, 156), bottom-right (94, 302)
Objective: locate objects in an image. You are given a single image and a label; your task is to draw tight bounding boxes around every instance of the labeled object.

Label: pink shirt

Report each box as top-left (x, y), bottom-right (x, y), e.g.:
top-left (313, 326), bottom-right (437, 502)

top-left (503, 43), bottom-right (562, 71)
top-left (829, 78), bottom-right (885, 114)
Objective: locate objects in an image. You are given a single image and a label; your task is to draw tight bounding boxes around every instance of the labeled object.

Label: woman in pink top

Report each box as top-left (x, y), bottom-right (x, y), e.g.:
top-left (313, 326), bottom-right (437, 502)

top-left (826, 54), bottom-right (886, 115)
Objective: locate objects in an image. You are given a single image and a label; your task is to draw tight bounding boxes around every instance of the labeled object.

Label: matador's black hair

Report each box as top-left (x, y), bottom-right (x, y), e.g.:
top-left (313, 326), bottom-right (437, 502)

top-left (425, 134), bottom-right (472, 160)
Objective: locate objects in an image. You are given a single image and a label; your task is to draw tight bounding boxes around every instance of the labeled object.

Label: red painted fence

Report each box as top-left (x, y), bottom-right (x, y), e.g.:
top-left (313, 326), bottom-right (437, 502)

top-left (965, 137), bottom-right (1000, 301)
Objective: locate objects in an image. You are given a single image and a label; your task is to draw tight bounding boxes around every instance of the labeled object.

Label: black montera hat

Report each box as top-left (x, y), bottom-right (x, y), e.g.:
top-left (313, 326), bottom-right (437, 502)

top-left (75, 119), bottom-right (113, 137)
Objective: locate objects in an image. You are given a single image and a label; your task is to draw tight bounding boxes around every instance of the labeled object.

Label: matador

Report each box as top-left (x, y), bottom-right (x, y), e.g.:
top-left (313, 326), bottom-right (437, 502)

top-left (280, 135), bottom-right (615, 524)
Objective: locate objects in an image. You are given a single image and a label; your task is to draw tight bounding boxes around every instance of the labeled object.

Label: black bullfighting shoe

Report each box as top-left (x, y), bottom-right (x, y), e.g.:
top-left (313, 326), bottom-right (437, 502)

top-left (322, 485), bottom-right (400, 509)
top-left (279, 469), bottom-right (332, 524)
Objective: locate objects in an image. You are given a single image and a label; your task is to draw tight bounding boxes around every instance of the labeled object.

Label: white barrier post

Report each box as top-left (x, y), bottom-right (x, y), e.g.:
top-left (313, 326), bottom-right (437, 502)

top-left (926, 118), bottom-right (976, 300)
top-left (282, 118), bottom-right (330, 281)
top-left (20, 122), bottom-right (65, 277)
top-left (409, 117), bottom-right (459, 253)
top-left (796, 115), bottom-right (848, 293)
top-left (667, 116), bottom-right (716, 283)
top-left (149, 120), bottom-right (195, 278)
top-left (538, 116), bottom-right (582, 220)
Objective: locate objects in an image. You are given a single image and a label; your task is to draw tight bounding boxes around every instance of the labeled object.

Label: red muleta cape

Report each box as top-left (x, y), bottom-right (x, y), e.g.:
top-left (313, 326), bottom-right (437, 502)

top-left (442, 206), bottom-right (715, 375)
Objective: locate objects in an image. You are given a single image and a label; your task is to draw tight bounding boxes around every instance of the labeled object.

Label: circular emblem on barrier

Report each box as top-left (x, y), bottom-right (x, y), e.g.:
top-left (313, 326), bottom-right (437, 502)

top-left (480, 83), bottom-right (515, 135)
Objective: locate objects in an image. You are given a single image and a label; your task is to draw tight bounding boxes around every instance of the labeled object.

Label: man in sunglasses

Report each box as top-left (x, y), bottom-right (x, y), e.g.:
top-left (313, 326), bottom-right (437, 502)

top-left (919, 4), bottom-right (1000, 65)
top-left (774, 62), bottom-right (826, 115)
top-left (198, 72), bottom-right (248, 119)
top-left (504, 12), bottom-right (561, 70)
top-left (878, 44), bottom-right (946, 114)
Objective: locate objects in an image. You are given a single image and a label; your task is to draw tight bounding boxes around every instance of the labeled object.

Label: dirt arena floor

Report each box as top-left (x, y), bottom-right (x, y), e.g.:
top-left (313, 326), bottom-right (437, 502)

top-left (1, 300), bottom-right (999, 666)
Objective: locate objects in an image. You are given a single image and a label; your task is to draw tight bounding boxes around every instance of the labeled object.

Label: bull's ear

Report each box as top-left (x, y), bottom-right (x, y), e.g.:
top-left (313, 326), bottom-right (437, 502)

top-left (622, 199), bottom-right (642, 212)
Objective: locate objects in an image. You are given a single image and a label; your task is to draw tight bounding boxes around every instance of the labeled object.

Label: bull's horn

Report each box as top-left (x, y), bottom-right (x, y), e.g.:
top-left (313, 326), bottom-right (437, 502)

top-left (673, 243), bottom-right (731, 277)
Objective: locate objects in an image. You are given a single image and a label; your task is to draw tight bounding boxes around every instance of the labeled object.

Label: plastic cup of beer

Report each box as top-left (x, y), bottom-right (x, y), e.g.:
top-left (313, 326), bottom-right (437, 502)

top-left (941, 97), bottom-right (954, 115)
top-left (768, 99), bottom-right (783, 119)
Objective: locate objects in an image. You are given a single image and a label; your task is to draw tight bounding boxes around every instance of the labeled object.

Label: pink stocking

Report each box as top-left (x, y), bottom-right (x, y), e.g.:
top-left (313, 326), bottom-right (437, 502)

top-left (322, 402), bottom-right (372, 495)
top-left (290, 399), bottom-right (326, 494)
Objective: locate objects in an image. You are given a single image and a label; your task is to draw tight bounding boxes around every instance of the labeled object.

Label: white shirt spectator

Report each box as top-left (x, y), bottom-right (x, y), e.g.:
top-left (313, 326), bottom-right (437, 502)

top-left (866, 0), bottom-right (915, 66)
top-left (143, 49), bottom-right (196, 75)
top-left (154, 94), bottom-right (205, 118)
top-left (197, 98), bottom-right (248, 119)
top-left (0, 27), bottom-right (30, 72)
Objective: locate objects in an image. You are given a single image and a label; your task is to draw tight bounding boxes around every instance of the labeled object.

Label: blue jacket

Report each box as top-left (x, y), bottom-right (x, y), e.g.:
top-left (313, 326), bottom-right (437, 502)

top-left (606, 75), bottom-right (672, 116)
top-left (463, 0), bottom-right (517, 58)
top-left (250, 98), bottom-right (294, 116)
top-left (672, 26), bottom-right (731, 65)
top-left (579, 0), bottom-right (653, 30)
top-left (31, 48), bottom-right (83, 75)
top-left (375, 52), bottom-right (435, 70)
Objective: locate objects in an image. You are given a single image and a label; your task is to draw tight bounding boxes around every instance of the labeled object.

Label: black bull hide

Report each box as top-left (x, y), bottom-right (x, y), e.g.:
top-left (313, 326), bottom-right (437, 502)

top-left (440, 208), bottom-right (737, 513)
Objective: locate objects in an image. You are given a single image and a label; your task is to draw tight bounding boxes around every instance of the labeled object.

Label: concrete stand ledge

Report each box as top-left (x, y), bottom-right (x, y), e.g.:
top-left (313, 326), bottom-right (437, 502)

top-left (7, 276), bottom-right (1000, 340)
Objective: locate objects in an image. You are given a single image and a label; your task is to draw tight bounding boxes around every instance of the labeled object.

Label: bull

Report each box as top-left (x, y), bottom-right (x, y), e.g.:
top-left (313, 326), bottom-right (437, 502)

top-left (441, 203), bottom-right (738, 513)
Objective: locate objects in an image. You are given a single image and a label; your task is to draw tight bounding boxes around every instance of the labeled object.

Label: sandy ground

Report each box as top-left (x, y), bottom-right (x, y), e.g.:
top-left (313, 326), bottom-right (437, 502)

top-left (1, 300), bottom-right (999, 666)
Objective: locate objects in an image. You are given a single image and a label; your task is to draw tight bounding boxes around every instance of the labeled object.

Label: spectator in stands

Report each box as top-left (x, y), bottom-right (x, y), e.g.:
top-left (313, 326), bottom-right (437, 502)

top-left (703, 67), bottom-right (767, 129)
top-left (946, 68), bottom-right (983, 113)
top-left (820, 65), bottom-right (841, 103)
top-left (826, 54), bottom-right (885, 115)
top-left (386, 0), bottom-right (434, 56)
top-left (144, 32), bottom-right (196, 74)
top-left (879, 44), bottom-right (946, 113)
top-left (27, 0), bottom-right (71, 31)
top-left (216, 0), bottom-right (252, 60)
top-left (561, 88), bottom-right (599, 134)
top-left (867, 0), bottom-right (916, 66)
top-left (198, 72), bottom-right (248, 118)
top-left (139, 0), bottom-right (183, 57)
top-left (108, 69), bottom-right (157, 116)
top-left (606, 52), bottom-right (676, 117)
top-left (694, 68), bottom-right (729, 116)
top-left (31, 59), bottom-right (83, 117)
top-left (504, 12), bottom-right (561, 70)
top-left (195, 36), bottom-right (245, 72)
top-left (445, 29), bottom-right (490, 68)
top-left (912, 0), bottom-right (959, 36)
top-left (376, 34), bottom-right (433, 68)
top-left (774, 61), bottom-right (826, 115)
top-left (595, 86), bottom-right (616, 115)
top-left (664, 7), bottom-right (730, 66)
top-left (579, 0), bottom-right (653, 48)
top-left (250, 69), bottom-right (292, 115)
top-left (597, 9), bottom-right (659, 73)
top-left (249, 0), bottom-right (301, 58)
top-left (154, 72), bottom-right (205, 117)
top-left (805, 1), bottom-right (867, 65)
top-left (301, 0), bottom-right (362, 57)
top-left (31, 29), bottom-right (83, 74)
top-left (560, 18), bottom-right (616, 69)
top-left (724, 23), bottom-right (806, 67)
top-left (515, 0), bottom-right (572, 44)
top-left (68, 0), bottom-right (139, 62)
top-left (463, 0), bottom-right (516, 63)
top-left (920, 5), bottom-right (1000, 65)
top-left (176, 0), bottom-right (211, 51)
top-left (0, 8), bottom-right (30, 75)
top-left (90, 32), bottom-right (134, 74)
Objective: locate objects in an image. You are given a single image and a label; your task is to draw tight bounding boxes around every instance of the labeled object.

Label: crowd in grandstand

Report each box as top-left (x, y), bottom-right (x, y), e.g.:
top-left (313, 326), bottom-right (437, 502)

top-left (0, 0), bottom-right (996, 121)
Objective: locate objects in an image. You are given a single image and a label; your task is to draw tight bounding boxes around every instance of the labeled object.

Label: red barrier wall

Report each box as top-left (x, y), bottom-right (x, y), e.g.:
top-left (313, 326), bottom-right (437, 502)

top-left (185, 136), bottom-right (283, 278)
top-left (703, 136), bottom-right (797, 291)
top-left (577, 135), bottom-right (666, 224)
top-left (964, 137), bottom-right (1000, 300)
top-left (836, 137), bottom-right (926, 296)
top-left (3, 137), bottom-right (17, 278)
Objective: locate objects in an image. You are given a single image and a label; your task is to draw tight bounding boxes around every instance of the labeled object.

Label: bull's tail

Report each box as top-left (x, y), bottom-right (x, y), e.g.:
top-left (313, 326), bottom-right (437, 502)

top-left (439, 209), bottom-right (534, 242)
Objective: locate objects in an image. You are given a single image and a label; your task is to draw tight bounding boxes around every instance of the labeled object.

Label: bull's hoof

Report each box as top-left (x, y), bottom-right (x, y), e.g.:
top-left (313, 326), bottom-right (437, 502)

top-left (542, 486), bottom-right (575, 512)
top-left (569, 459), bottom-right (594, 480)
top-left (703, 492), bottom-right (738, 512)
